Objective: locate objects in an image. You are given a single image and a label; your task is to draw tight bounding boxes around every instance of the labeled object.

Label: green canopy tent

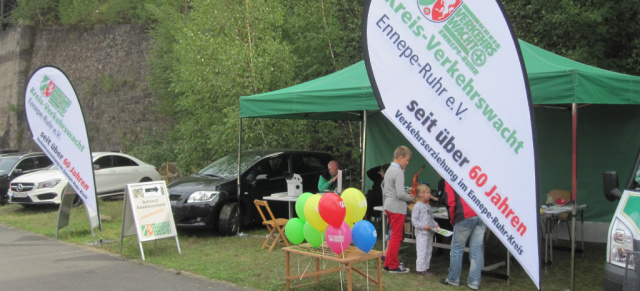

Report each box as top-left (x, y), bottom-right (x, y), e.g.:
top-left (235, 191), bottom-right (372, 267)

top-left (240, 40), bottom-right (640, 291)
top-left (239, 39), bottom-right (640, 227)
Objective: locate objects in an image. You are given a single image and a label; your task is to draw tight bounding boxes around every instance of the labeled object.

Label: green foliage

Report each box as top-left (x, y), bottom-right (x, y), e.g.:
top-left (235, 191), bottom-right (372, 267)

top-left (12, 0), bottom-right (59, 25)
top-left (12, 0), bottom-right (639, 175)
top-left (146, 0), bottom-right (363, 172)
top-left (12, 0), bottom-right (163, 26)
top-left (503, 0), bottom-right (640, 75)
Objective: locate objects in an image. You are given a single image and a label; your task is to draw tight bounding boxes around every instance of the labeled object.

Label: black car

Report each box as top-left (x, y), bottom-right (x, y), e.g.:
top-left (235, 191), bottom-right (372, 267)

top-left (168, 150), bottom-right (334, 235)
top-left (0, 152), bottom-right (53, 205)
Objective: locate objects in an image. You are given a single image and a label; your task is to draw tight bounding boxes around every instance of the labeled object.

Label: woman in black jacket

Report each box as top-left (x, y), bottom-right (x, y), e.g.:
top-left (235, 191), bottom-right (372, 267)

top-left (366, 163), bottom-right (390, 219)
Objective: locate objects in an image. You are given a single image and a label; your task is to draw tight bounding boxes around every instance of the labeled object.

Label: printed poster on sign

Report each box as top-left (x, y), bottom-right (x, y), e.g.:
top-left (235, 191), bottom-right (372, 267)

top-left (24, 66), bottom-right (98, 217)
top-left (363, 0), bottom-right (539, 288)
top-left (126, 181), bottom-right (178, 242)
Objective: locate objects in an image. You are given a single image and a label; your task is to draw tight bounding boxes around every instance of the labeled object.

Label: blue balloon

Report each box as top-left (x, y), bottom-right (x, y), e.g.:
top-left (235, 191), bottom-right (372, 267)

top-left (352, 220), bottom-right (377, 253)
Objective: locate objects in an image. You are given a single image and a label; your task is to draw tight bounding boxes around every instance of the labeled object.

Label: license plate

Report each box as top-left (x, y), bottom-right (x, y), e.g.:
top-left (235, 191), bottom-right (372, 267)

top-left (11, 192), bottom-right (28, 198)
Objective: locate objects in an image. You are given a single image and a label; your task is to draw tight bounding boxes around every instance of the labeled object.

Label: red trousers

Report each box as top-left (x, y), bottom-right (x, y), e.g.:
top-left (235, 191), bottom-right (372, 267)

top-left (384, 210), bottom-right (405, 269)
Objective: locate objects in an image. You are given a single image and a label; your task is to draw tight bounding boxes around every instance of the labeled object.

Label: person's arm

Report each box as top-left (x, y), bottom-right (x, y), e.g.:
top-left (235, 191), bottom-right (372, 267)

top-left (318, 175), bottom-right (330, 192)
top-left (427, 207), bottom-right (438, 229)
top-left (367, 165), bottom-right (381, 181)
top-left (395, 171), bottom-right (414, 202)
top-left (445, 183), bottom-right (456, 225)
top-left (411, 203), bottom-right (425, 230)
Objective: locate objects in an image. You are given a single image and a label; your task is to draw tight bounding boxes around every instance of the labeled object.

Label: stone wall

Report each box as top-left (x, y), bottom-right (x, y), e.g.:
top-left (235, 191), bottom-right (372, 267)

top-left (0, 25), bottom-right (32, 150)
top-left (0, 24), bottom-right (162, 153)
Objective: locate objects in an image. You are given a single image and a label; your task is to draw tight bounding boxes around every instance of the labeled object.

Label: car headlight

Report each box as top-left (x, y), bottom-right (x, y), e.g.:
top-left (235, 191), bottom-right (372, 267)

top-left (38, 179), bottom-right (61, 189)
top-left (187, 191), bottom-right (219, 203)
top-left (609, 218), bottom-right (635, 269)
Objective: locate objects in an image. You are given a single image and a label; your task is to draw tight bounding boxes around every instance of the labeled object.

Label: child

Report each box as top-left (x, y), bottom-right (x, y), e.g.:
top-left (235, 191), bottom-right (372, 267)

top-left (411, 184), bottom-right (439, 276)
top-left (382, 146), bottom-right (414, 274)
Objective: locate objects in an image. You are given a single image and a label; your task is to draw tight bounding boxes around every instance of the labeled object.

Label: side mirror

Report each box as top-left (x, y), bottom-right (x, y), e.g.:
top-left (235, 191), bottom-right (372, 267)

top-left (603, 170), bottom-right (622, 201)
top-left (12, 169), bottom-right (23, 176)
top-left (93, 164), bottom-right (101, 170)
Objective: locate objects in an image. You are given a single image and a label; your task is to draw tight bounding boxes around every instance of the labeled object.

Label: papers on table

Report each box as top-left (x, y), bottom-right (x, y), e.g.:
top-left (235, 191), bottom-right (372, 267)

top-left (270, 192), bottom-right (288, 198)
top-left (435, 228), bottom-right (453, 237)
top-left (541, 204), bottom-right (573, 214)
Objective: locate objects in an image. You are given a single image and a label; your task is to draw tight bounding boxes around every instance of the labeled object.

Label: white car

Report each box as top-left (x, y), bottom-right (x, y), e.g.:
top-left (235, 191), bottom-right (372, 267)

top-left (9, 152), bottom-right (162, 206)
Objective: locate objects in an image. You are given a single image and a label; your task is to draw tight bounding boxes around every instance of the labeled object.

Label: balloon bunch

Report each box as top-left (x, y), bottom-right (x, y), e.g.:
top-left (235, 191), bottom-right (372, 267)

top-left (284, 188), bottom-right (377, 255)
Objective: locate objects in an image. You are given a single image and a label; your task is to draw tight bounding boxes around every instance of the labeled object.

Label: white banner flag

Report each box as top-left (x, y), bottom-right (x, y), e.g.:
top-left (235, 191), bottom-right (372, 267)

top-left (24, 66), bottom-right (98, 216)
top-left (363, 0), bottom-right (539, 288)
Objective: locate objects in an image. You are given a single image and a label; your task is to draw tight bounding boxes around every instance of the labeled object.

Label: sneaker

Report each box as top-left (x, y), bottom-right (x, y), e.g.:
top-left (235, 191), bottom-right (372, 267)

top-left (388, 265), bottom-right (410, 273)
top-left (467, 283), bottom-right (479, 290)
top-left (440, 278), bottom-right (460, 286)
top-left (382, 266), bottom-right (389, 272)
top-left (417, 269), bottom-right (435, 276)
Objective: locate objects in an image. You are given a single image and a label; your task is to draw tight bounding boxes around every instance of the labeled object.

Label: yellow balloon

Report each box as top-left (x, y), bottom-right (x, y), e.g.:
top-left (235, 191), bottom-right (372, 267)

top-left (304, 194), bottom-right (328, 232)
top-left (346, 219), bottom-right (355, 229)
top-left (341, 188), bottom-right (367, 222)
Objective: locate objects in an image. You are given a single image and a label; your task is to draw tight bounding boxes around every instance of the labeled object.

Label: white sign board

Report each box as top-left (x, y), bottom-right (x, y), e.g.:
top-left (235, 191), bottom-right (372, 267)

top-left (363, 0), bottom-right (539, 288)
top-left (120, 181), bottom-right (180, 260)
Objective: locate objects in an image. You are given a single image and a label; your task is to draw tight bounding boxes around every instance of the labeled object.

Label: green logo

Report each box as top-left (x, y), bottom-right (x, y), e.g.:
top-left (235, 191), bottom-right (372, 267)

top-left (40, 75), bottom-right (72, 117)
top-left (438, 4), bottom-right (501, 75)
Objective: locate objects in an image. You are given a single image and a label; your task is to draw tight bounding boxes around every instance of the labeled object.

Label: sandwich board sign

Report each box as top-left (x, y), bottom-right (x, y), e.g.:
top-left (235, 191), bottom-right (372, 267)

top-left (120, 181), bottom-right (180, 260)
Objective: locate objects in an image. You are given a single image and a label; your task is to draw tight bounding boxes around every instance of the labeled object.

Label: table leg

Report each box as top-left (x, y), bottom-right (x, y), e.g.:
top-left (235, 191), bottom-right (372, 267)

top-left (580, 209), bottom-right (584, 258)
top-left (316, 257), bottom-right (320, 283)
top-left (378, 257), bottom-right (383, 291)
top-left (286, 251), bottom-right (291, 290)
top-left (543, 217), bottom-right (548, 265)
top-left (288, 202), bottom-right (293, 219)
top-left (347, 262), bottom-right (353, 291)
top-left (382, 211), bottom-right (387, 253)
top-left (549, 218), bottom-right (553, 264)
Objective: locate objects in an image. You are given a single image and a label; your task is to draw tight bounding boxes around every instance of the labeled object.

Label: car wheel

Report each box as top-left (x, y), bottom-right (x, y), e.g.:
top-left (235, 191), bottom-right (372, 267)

top-left (218, 202), bottom-right (239, 236)
top-left (72, 195), bottom-right (83, 207)
top-left (139, 177), bottom-right (152, 182)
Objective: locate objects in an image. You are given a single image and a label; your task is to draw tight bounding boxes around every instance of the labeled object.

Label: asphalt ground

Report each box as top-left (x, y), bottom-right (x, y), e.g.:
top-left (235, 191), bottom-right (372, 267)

top-left (0, 224), bottom-right (254, 291)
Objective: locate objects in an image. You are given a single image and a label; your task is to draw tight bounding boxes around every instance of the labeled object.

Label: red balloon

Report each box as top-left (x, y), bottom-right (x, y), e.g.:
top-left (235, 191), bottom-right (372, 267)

top-left (318, 192), bottom-right (346, 227)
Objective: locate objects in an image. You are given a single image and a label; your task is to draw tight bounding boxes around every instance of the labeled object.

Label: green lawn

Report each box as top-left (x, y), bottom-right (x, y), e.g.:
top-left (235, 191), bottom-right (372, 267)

top-left (0, 201), bottom-right (604, 290)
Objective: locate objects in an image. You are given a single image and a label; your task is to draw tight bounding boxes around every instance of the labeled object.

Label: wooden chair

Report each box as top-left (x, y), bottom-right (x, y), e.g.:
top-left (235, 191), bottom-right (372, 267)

top-left (254, 199), bottom-right (290, 251)
top-left (548, 189), bottom-right (572, 243)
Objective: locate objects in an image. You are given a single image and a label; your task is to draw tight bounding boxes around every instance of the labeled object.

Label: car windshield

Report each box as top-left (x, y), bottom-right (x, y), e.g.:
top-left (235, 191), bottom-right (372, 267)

top-left (198, 154), bottom-right (264, 178)
top-left (0, 157), bottom-right (19, 174)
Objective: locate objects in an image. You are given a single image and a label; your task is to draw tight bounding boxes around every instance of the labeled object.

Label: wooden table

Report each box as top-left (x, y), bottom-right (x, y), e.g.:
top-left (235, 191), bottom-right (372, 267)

top-left (282, 244), bottom-right (383, 290)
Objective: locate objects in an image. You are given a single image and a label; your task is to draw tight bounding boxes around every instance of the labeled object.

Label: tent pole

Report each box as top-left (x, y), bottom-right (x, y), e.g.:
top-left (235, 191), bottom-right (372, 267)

top-left (237, 118), bottom-right (243, 236)
top-left (361, 111), bottom-right (367, 191)
top-left (570, 103), bottom-right (577, 290)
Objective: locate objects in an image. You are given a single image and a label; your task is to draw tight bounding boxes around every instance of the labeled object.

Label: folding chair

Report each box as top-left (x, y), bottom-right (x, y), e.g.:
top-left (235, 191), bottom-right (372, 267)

top-left (548, 189), bottom-right (572, 244)
top-left (254, 199), bottom-right (290, 251)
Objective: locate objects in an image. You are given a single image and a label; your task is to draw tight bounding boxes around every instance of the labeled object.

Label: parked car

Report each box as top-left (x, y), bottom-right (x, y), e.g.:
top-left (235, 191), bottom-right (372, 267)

top-left (602, 147), bottom-right (640, 290)
top-left (9, 152), bottom-right (162, 207)
top-left (168, 150), bottom-right (334, 236)
top-left (0, 152), bottom-right (53, 205)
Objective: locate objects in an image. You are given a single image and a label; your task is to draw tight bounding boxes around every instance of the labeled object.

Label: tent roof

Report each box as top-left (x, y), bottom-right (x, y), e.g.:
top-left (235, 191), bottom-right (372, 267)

top-left (239, 62), bottom-right (379, 120)
top-left (240, 40), bottom-right (640, 119)
top-left (520, 40), bottom-right (640, 104)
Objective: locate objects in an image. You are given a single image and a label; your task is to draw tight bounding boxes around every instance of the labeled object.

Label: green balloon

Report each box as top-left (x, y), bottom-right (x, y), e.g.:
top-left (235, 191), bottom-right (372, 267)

top-left (295, 192), bottom-right (313, 222)
top-left (285, 218), bottom-right (305, 244)
top-left (303, 221), bottom-right (324, 247)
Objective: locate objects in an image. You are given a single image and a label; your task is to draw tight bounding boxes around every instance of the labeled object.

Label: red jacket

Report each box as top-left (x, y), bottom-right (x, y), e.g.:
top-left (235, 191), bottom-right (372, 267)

top-left (445, 182), bottom-right (476, 225)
